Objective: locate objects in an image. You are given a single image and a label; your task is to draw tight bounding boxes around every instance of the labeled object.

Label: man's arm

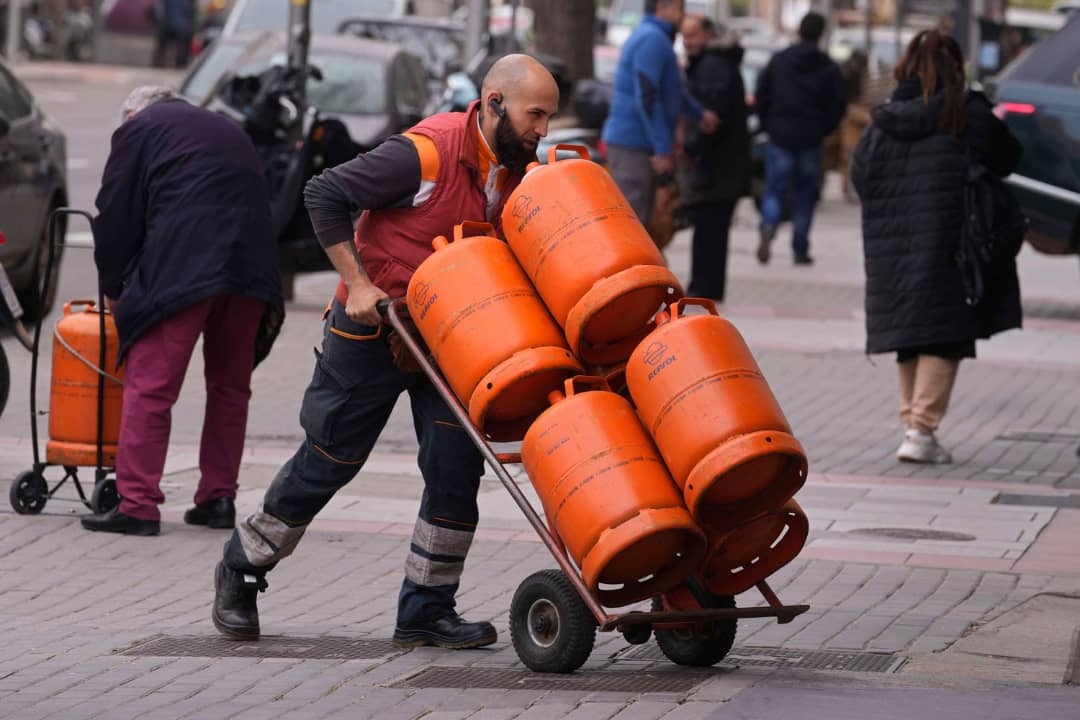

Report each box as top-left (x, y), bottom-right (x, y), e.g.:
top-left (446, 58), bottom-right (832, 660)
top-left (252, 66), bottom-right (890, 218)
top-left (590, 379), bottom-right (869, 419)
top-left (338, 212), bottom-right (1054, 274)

top-left (93, 120), bottom-right (148, 300)
top-left (632, 34), bottom-right (676, 158)
top-left (302, 133), bottom-right (428, 324)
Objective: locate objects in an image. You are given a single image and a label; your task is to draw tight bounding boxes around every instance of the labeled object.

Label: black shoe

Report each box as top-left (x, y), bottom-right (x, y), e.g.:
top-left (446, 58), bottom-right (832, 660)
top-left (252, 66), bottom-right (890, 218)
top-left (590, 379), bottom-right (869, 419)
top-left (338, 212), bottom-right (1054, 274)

top-left (793, 255), bottom-right (815, 266)
top-left (392, 613), bottom-right (497, 649)
top-left (81, 507), bottom-right (160, 536)
top-left (757, 225), bottom-right (776, 264)
top-left (185, 498), bottom-right (236, 529)
top-left (212, 561), bottom-right (266, 640)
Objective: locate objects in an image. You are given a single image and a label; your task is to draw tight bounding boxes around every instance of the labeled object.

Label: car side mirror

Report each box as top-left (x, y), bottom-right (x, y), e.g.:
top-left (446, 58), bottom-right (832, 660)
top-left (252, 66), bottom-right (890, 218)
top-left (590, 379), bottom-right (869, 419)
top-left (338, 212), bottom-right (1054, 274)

top-left (0, 116), bottom-right (9, 139)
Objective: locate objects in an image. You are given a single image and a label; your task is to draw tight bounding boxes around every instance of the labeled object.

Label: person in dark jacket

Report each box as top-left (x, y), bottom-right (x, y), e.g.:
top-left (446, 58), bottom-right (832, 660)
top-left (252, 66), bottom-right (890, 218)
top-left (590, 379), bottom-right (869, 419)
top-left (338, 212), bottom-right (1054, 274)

top-left (852, 30), bottom-right (1023, 464)
top-left (151, 0), bottom-right (196, 68)
top-left (82, 87), bottom-right (283, 535)
top-left (754, 11), bottom-right (846, 265)
top-left (677, 15), bottom-right (750, 301)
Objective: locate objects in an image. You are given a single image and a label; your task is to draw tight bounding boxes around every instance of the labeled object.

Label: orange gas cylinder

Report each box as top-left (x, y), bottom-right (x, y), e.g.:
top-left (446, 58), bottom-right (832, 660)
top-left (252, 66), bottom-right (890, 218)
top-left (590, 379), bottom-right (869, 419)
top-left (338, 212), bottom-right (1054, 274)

top-left (521, 376), bottom-right (706, 607)
top-left (659, 499), bottom-right (808, 610)
top-left (625, 298), bottom-right (807, 531)
top-left (501, 145), bottom-right (683, 365)
top-left (407, 222), bottom-right (583, 441)
top-left (46, 300), bottom-right (124, 467)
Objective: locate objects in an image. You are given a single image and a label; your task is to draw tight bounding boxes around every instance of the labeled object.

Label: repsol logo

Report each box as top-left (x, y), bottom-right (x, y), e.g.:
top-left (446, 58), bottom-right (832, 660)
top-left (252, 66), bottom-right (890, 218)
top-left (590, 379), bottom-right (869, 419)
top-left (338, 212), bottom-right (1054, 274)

top-left (412, 282), bottom-right (438, 321)
top-left (517, 205), bottom-right (541, 233)
top-left (647, 355), bottom-right (677, 380)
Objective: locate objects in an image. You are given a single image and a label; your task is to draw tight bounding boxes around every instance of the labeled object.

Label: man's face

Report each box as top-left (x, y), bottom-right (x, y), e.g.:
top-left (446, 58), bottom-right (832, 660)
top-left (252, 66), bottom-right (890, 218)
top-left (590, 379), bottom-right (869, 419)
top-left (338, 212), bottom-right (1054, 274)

top-left (491, 88), bottom-right (558, 174)
top-left (681, 17), bottom-right (708, 56)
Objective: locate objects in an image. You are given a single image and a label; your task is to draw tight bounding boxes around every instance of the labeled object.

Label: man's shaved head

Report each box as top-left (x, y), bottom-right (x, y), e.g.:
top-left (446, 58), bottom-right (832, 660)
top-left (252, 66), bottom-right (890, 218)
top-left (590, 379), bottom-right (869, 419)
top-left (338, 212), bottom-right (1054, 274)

top-left (480, 53), bottom-right (559, 109)
top-left (477, 54), bottom-right (560, 173)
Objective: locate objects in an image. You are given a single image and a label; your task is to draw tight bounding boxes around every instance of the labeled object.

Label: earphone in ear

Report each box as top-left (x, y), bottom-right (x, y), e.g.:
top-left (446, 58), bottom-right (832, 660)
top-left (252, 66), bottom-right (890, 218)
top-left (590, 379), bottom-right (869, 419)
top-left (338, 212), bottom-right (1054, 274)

top-left (489, 97), bottom-right (507, 119)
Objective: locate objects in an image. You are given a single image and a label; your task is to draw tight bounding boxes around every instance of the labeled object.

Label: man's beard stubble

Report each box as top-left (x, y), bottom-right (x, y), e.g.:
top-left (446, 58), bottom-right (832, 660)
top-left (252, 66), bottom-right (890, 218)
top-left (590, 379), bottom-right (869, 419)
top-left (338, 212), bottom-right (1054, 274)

top-left (494, 113), bottom-right (536, 175)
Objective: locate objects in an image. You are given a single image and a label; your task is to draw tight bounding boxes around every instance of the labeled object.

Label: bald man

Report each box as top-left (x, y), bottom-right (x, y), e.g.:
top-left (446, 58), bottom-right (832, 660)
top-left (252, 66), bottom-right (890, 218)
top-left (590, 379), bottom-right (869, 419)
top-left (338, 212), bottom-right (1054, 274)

top-left (212, 55), bottom-right (560, 649)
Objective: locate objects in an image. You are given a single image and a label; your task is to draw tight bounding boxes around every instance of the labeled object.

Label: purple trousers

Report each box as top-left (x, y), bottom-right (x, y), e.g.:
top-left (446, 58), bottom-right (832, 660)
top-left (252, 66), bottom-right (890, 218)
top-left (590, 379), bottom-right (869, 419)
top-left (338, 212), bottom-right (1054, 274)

top-left (116, 294), bottom-right (264, 521)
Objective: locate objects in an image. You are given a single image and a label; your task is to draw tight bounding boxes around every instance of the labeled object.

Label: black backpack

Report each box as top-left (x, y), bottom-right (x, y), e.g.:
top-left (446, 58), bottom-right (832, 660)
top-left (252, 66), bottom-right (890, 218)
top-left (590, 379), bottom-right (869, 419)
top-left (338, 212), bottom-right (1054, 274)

top-left (957, 153), bottom-right (1027, 307)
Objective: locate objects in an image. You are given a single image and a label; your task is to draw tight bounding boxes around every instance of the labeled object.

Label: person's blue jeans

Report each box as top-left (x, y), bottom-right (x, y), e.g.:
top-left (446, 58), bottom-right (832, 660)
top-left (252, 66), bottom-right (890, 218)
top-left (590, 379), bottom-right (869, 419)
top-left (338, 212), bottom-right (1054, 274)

top-left (760, 143), bottom-right (822, 259)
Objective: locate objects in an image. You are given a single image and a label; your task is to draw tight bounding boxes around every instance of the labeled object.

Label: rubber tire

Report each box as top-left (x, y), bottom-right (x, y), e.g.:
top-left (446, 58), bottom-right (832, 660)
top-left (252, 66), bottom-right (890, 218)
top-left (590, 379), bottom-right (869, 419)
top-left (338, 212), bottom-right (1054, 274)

top-left (15, 211), bottom-right (63, 322)
top-left (652, 593), bottom-right (737, 667)
top-left (509, 569), bottom-right (597, 673)
top-left (91, 478), bottom-right (119, 514)
top-left (0, 344), bottom-right (8, 420)
top-left (10, 470), bottom-right (48, 514)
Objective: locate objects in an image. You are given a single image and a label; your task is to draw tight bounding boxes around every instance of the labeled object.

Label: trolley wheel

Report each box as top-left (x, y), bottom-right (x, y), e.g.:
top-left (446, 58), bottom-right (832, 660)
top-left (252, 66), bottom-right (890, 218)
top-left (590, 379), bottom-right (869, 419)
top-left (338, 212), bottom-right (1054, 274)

top-left (10, 470), bottom-right (48, 514)
top-left (651, 592), bottom-right (737, 667)
top-left (510, 569), bottom-right (597, 674)
top-left (90, 478), bottom-right (119, 514)
top-left (620, 623), bottom-right (652, 645)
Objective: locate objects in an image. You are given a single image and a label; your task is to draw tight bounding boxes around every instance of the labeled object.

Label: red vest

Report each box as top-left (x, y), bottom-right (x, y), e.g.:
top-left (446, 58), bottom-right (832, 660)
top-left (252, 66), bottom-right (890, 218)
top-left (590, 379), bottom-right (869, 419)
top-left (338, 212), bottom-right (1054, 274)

top-left (335, 102), bottom-right (524, 304)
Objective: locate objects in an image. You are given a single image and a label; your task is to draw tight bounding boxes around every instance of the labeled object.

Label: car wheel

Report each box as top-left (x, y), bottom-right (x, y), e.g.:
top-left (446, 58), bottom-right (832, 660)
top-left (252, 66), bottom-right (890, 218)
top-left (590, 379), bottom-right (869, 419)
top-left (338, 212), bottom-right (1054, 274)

top-left (15, 210), bottom-right (64, 322)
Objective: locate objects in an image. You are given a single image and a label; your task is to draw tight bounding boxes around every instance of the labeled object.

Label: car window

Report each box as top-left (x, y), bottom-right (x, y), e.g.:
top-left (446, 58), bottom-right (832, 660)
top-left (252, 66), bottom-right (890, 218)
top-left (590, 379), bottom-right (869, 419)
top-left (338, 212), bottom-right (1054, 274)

top-left (999, 16), bottom-right (1080, 87)
top-left (0, 66), bottom-right (33, 121)
top-left (306, 52), bottom-right (387, 115)
top-left (392, 56), bottom-right (425, 113)
top-left (181, 43), bottom-right (250, 102)
top-left (232, 0), bottom-right (399, 34)
top-left (181, 41), bottom-right (388, 115)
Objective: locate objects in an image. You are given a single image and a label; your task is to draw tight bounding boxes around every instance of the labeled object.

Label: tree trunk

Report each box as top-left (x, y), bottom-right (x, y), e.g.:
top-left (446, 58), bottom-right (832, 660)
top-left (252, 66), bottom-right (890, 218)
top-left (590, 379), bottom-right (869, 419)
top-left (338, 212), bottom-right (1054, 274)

top-left (526, 0), bottom-right (595, 89)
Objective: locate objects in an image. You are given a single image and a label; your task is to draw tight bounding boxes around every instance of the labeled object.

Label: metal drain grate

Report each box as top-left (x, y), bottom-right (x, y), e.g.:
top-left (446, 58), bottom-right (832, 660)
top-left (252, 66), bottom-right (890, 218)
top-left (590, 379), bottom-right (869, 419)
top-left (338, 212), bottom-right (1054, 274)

top-left (848, 528), bottom-right (975, 542)
top-left (619, 645), bottom-right (905, 673)
top-left (393, 667), bottom-right (712, 692)
top-left (996, 430), bottom-right (1080, 444)
top-left (994, 493), bottom-right (1080, 509)
top-left (120, 635), bottom-right (401, 660)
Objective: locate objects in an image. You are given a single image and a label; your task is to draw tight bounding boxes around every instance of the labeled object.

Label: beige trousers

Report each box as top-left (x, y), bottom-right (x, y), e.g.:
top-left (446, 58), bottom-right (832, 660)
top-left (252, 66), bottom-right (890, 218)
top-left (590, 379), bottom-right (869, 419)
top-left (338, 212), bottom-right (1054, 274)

top-left (897, 355), bottom-right (961, 433)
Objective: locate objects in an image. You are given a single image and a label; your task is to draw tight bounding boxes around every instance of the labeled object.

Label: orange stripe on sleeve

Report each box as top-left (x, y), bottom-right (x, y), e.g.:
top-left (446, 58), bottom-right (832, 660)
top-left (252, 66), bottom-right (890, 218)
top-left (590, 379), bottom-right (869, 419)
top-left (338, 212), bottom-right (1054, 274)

top-left (402, 132), bottom-right (440, 183)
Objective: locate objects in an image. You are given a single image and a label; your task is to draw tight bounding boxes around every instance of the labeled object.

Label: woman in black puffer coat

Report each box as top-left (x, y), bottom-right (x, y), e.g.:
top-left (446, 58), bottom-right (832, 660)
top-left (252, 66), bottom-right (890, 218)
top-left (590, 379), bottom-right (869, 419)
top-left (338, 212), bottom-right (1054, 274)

top-left (852, 30), bottom-right (1022, 464)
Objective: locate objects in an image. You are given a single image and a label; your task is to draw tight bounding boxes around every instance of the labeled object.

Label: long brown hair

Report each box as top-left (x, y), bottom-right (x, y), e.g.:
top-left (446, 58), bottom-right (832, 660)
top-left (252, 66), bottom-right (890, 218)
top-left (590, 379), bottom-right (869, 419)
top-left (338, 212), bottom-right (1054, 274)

top-left (894, 29), bottom-right (967, 135)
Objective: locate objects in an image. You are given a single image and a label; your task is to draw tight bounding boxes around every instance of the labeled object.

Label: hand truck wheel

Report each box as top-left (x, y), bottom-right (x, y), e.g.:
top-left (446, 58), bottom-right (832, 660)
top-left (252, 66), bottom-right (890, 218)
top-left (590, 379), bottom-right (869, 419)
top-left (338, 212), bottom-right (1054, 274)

top-left (509, 569), bottom-right (597, 674)
top-left (620, 623), bottom-right (652, 645)
top-left (10, 470), bottom-right (48, 514)
top-left (90, 478), bottom-right (119, 514)
top-left (651, 592), bottom-right (737, 667)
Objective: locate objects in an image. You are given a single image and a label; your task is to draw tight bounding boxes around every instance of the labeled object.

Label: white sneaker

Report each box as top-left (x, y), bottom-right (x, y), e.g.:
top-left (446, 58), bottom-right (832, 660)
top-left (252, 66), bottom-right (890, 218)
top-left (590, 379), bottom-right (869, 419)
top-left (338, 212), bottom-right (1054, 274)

top-left (896, 429), bottom-right (953, 464)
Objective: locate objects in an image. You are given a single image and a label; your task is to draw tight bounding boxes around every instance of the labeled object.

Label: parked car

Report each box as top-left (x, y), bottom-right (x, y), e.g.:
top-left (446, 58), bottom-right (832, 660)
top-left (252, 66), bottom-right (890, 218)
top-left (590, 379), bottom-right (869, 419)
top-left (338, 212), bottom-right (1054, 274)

top-left (220, 0), bottom-right (408, 38)
top-left (181, 31), bottom-right (430, 152)
top-left (991, 13), bottom-right (1080, 255)
top-left (0, 59), bottom-right (67, 321)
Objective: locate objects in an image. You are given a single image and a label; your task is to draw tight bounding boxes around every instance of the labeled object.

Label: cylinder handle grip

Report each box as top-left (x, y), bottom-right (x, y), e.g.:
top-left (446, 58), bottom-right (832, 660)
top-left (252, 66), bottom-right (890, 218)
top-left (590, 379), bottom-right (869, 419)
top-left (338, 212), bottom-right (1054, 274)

top-left (658, 297), bottom-right (720, 326)
top-left (453, 221), bottom-right (497, 242)
top-left (563, 375), bottom-right (611, 398)
top-left (63, 299), bottom-right (99, 316)
top-left (547, 143), bottom-right (591, 164)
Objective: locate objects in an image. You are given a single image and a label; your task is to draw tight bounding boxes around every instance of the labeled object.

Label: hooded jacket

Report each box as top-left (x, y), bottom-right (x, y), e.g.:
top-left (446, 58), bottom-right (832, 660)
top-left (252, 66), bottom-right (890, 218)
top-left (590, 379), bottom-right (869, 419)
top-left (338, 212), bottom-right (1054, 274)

top-left (852, 79), bottom-right (1023, 354)
top-left (755, 40), bottom-right (847, 150)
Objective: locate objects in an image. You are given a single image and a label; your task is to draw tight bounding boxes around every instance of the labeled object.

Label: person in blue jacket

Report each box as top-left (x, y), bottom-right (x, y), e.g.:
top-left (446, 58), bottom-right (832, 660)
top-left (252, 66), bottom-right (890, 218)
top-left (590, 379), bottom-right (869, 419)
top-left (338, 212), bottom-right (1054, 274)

top-left (602, 0), bottom-right (717, 226)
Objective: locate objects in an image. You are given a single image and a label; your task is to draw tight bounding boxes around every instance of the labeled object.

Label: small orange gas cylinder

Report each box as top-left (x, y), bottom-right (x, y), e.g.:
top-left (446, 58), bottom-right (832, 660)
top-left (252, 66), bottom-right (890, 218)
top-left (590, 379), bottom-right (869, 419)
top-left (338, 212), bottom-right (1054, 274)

top-left (46, 300), bottom-right (124, 467)
top-left (407, 222), bottom-right (583, 441)
top-left (662, 499), bottom-right (809, 606)
top-left (501, 145), bottom-right (683, 365)
top-left (626, 299), bottom-right (807, 531)
top-left (521, 376), bottom-right (706, 607)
